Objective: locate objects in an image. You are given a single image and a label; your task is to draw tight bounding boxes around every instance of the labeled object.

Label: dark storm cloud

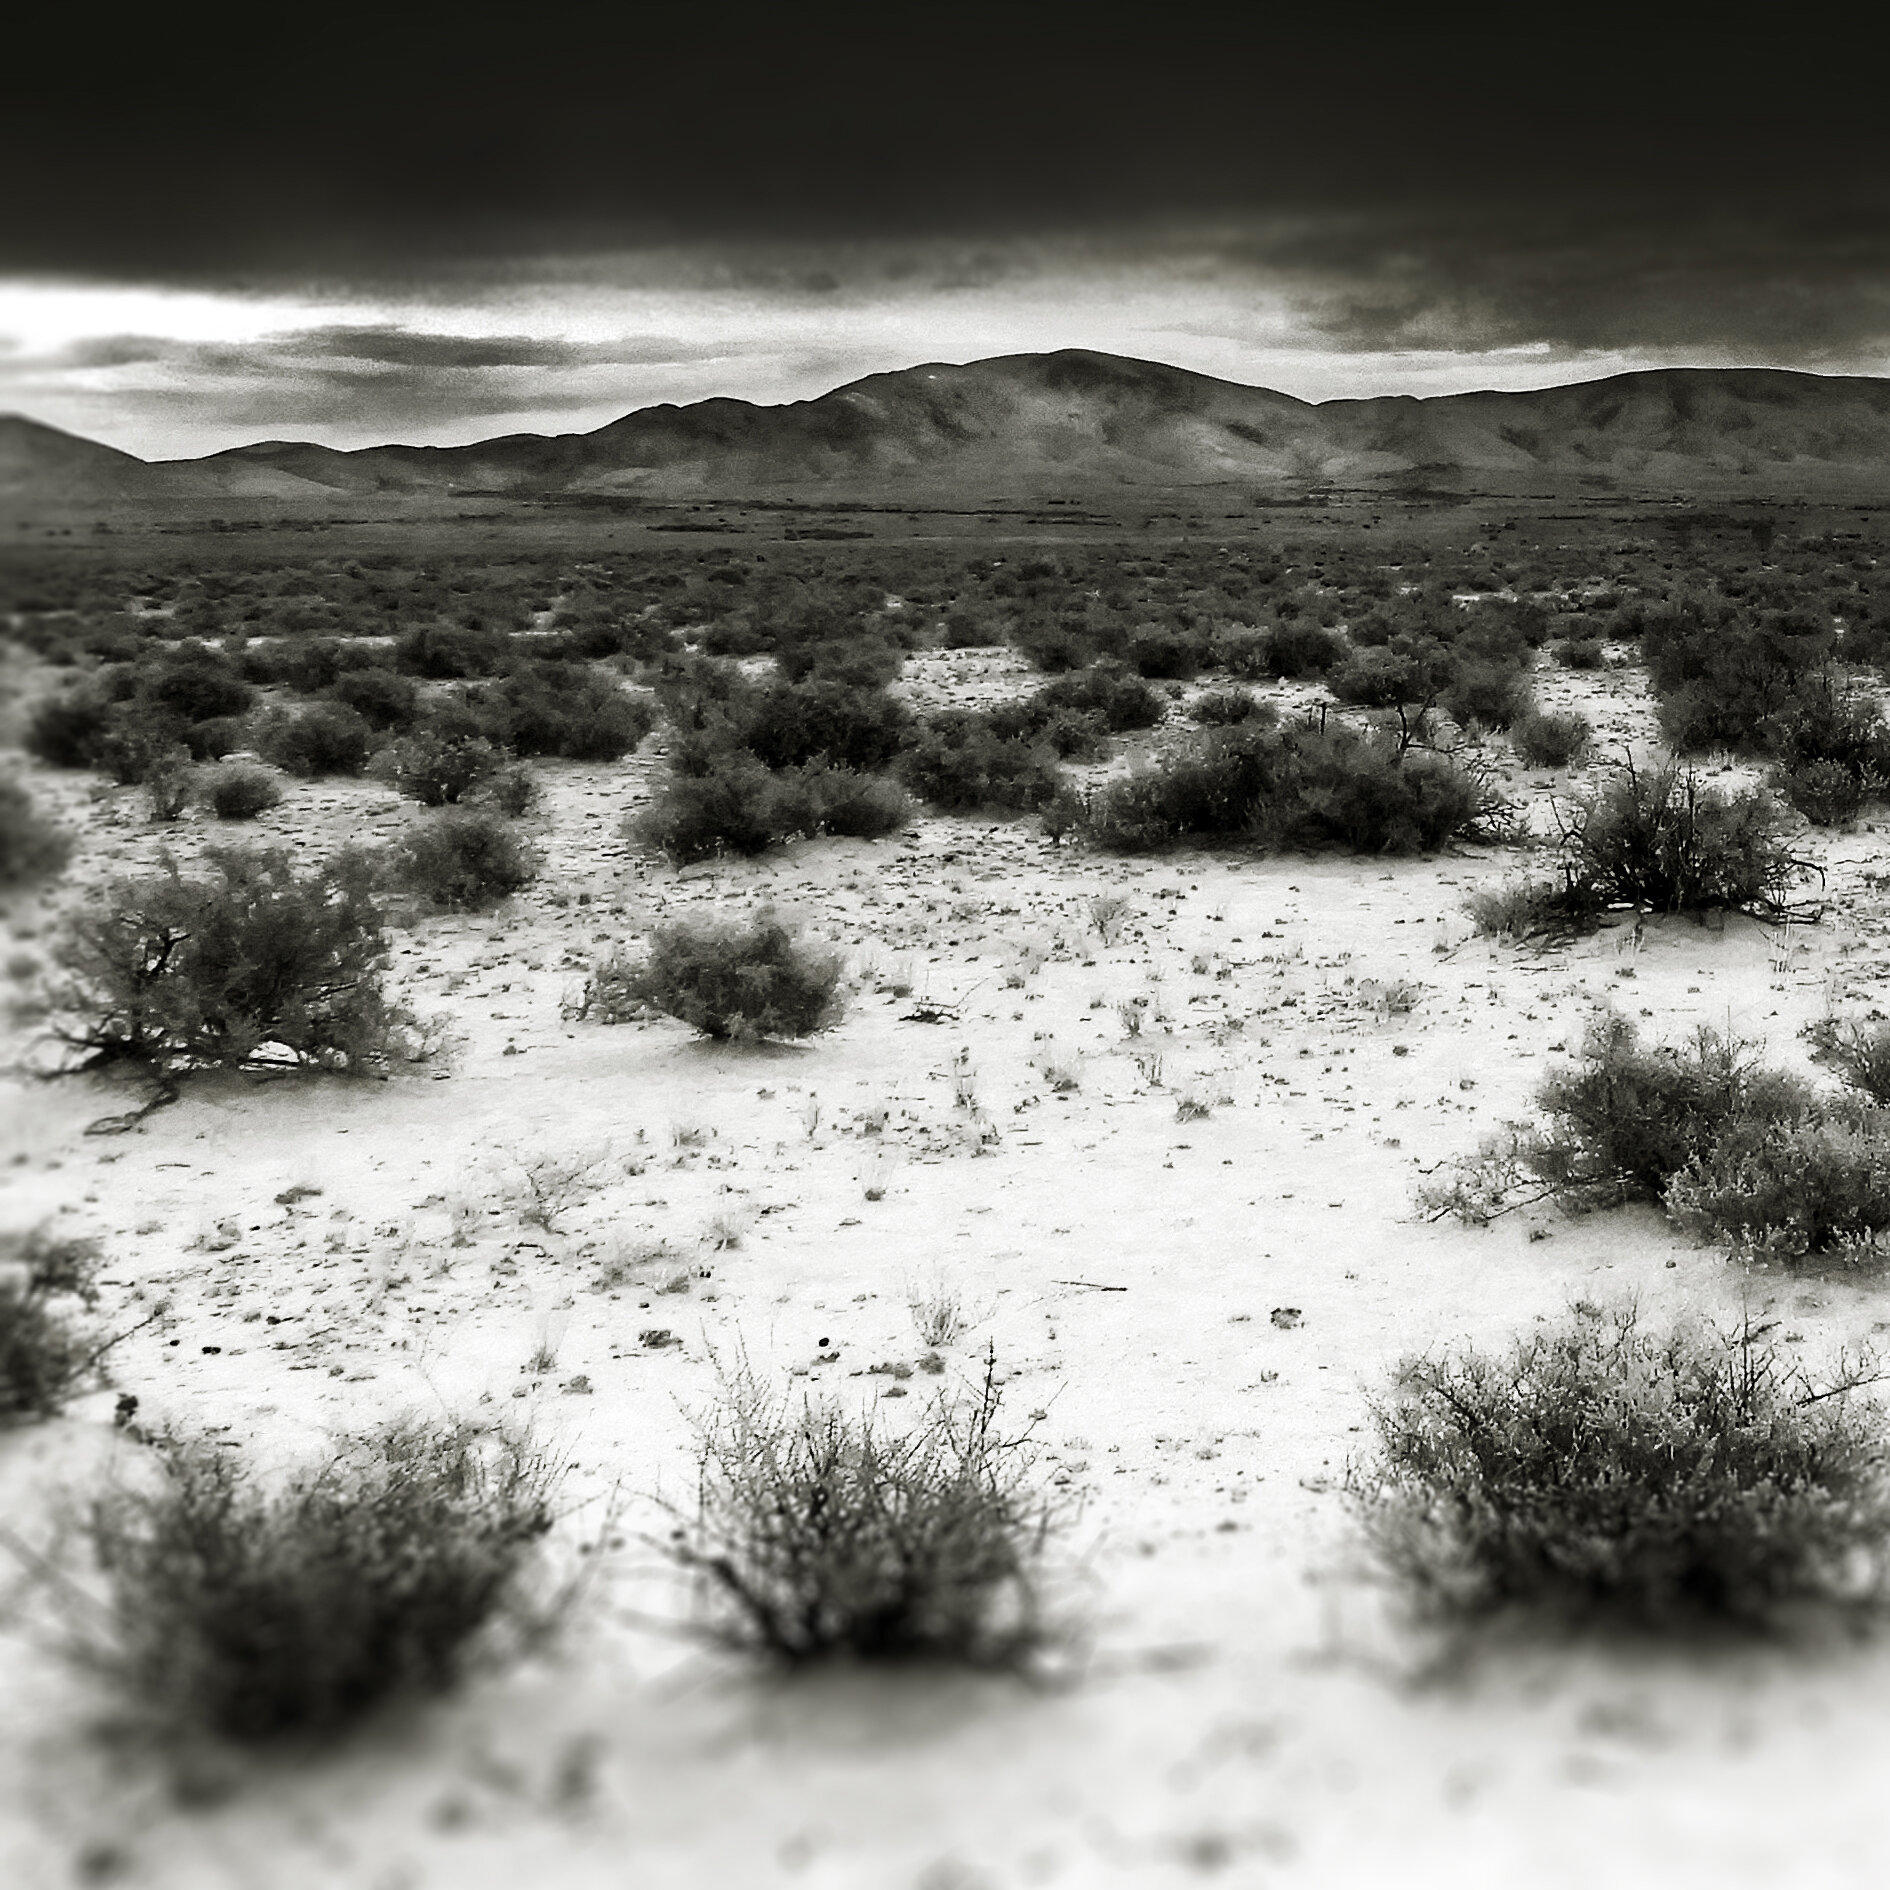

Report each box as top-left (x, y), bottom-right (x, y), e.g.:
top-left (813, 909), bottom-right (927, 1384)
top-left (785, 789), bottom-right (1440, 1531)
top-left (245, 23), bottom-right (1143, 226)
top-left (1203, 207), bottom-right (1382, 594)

top-left (8, 9), bottom-right (1887, 277)
top-left (14, 321), bottom-right (742, 445)
top-left (1195, 209), bottom-right (1890, 366)
top-left (12, 8), bottom-right (1890, 457)
top-left (273, 327), bottom-right (587, 371)
top-left (57, 334), bottom-right (180, 370)
top-left (42, 324), bottom-right (722, 385)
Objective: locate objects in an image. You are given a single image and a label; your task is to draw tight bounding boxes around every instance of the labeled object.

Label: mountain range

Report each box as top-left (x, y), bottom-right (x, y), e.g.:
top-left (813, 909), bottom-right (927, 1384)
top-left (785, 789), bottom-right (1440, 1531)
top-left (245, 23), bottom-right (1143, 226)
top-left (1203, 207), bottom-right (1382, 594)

top-left (8, 351), bottom-right (1890, 513)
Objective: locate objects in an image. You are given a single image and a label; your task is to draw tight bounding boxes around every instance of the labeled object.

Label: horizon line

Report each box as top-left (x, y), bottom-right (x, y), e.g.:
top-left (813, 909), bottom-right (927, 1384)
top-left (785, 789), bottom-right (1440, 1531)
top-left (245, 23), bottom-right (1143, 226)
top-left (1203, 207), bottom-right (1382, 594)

top-left (5, 351), bottom-right (1884, 467)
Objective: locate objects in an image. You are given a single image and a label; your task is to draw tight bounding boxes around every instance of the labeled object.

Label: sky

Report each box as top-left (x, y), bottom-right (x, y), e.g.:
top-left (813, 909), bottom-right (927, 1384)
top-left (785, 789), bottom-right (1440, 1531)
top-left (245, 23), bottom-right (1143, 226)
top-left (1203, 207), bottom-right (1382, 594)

top-left (6, 10), bottom-right (1888, 460)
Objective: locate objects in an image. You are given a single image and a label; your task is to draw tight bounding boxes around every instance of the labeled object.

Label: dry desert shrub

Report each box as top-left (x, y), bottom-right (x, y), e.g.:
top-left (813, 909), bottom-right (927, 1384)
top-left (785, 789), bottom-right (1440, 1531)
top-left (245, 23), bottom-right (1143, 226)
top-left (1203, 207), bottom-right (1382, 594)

top-left (498, 1144), bottom-right (619, 1233)
top-left (1522, 1019), bottom-right (1814, 1210)
top-left (563, 948), bottom-right (645, 1025)
top-left (1083, 716), bottom-right (1508, 856)
top-left (200, 762), bottom-right (283, 822)
top-left (1025, 664), bottom-right (1166, 732)
top-left (144, 751), bottom-right (195, 822)
top-left (476, 761), bottom-right (543, 818)
top-left (1557, 759), bottom-right (1812, 918)
top-left (1464, 872), bottom-right (1606, 941)
top-left (254, 700), bottom-right (375, 779)
top-left (1440, 658), bottom-right (1533, 732)
top-left (82, 1419), bottom-right (565, 1741)
top-left (0, 779), bottom-right (72, 891)
top-left (665, 1351), bottom-right (1061, 1668)
top-left (1, 1229), bottom-right (105, 1422)
top-left (48, 846), bottom-right (405, 1078)
top-left (1361, 977), bottom-right (1421, 1017)
top-left (1352, 1302), bottom-right (1890, 1630)
top-left (1221, 618), bottom-right (1344, 680)
top-left (1781, 758), bottom-right (1874, 827)
top-left (1086, 892), bottom-right (1132, 944)
top-left (388, 806), bottom-right (540, 911)
top-left (1666, 1116), bottom-right (1890, 1261)
top-left (1510, 706), bottom-right (1592, 769)
top-left (476, 661), bottom-right (656, 761)
top-left (1032, 1039), bottom-right (1083, 1093)
top-left (703, 1200), bottom-right (756, 1249)
top-left (1804, 1015), bottom-right (1890, 1106)
top-left (1423, 1017), bottom-right (1890, 1259)
top-left (1421, 1017), bottom-right (1812, 1218)
top-left (1472, 761), bottom-right (1814, 944)
top-left (1552, 636), bottom-right (1606, 669)
top-left (1188, 686), bottom-right (1270, 727)
top-left (1768, 676), bottom-right (1890, 827)
top-left (372, 728), bottom-right (507, 806)
top-left (896, 714), bottom-right (1065, 815)
top-left (618, 911), bottom-right (844, 1042)
top-left (634, 749), bottom-right (908, 863)
top-left (909, 1281), bottom-right (968, 1349)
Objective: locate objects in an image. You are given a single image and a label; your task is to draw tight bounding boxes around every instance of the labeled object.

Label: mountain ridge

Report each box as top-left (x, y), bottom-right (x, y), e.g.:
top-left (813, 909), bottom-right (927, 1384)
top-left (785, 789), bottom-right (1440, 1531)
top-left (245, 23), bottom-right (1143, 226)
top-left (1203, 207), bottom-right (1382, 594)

top-left (9, 352), bottom-right (1890, 511)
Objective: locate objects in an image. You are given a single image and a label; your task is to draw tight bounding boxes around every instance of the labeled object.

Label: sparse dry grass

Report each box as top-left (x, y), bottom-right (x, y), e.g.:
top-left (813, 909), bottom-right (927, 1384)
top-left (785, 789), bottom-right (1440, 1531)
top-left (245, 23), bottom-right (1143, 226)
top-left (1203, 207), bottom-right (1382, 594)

top-left (665, 1351), bottom-right (1062, 1669)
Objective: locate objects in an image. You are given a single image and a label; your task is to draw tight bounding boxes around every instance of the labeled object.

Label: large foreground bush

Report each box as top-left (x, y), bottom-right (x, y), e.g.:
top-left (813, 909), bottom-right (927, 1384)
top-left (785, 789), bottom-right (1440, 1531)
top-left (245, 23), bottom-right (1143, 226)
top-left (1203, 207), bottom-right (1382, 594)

top-left (85, 1420), bottom-right (562, 1740)
top-left (620, 911), bottom-right (843, 1041)
top-left (49, 848), bottom-right (401, 1077)
top-left (667, 1353), bottom-right (1059, 1667)
top-left (1352, 1302), bottom-right (1890, 1629)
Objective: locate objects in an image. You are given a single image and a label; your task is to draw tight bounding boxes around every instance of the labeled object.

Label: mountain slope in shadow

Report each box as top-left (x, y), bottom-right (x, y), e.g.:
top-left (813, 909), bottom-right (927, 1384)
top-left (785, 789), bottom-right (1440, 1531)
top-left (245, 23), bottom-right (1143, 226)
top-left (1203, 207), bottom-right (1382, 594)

top-left (11, 352), bottom-right (1890, 511)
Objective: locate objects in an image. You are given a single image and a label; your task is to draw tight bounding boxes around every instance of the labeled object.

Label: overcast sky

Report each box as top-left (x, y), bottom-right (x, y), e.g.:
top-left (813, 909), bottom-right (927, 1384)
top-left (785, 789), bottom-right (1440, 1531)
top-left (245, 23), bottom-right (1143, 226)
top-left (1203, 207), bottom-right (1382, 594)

top-left (7, 10), bottom-right (1887, 459)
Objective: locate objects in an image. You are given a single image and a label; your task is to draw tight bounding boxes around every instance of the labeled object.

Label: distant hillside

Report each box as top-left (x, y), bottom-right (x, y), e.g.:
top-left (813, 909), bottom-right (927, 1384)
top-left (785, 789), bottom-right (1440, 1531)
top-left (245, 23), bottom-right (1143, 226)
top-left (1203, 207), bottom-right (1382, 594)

top-left (0, 414), bottom-right (370, 506)
top-left (12, 352), bottom-right (1890, 513)
top-left (0, 414), bottom-right (170, 504)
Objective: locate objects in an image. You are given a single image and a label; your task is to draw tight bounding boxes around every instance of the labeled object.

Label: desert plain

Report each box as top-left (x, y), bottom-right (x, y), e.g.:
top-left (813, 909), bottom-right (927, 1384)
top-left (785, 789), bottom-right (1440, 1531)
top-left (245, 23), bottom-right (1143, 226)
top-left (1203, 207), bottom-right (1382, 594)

top-left (6, 477), bottom-right (1890, 1890)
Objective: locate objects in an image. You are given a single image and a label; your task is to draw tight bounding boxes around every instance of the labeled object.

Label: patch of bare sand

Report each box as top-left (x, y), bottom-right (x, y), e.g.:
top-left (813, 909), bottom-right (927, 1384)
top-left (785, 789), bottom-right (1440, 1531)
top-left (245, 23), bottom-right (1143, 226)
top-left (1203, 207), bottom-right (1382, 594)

top-left (6, 657), bottom-right (1890, 1887)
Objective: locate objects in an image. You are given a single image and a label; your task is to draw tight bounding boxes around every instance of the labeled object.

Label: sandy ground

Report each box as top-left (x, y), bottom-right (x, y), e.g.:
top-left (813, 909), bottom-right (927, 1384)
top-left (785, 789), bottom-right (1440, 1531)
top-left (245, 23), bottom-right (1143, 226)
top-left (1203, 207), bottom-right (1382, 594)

top-left (7, 648), bottom-right (1890, 1888)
